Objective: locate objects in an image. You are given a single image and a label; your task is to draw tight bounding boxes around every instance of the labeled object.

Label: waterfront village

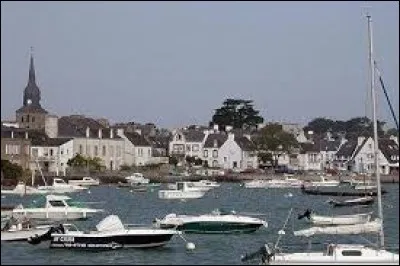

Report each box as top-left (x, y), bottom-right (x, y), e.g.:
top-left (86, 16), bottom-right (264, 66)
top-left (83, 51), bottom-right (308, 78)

top-left (1, 53), bottom-right (399, 186)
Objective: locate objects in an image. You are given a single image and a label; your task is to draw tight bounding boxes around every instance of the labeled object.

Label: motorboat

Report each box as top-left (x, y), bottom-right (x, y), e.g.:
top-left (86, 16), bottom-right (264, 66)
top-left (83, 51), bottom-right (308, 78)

top-left (264, 176), bottom-right (303, 188)
top-left (68, 177), bottom-right (100, 187)
top-left (1, 181), bottom-right (48, 195)
top-left (37, 178), bottom-right (88, 194)
top-left (1, 216), bottom-right (53, 241)
top-left (242, 179), bottom-right (269, 188)
top-left (125, 173), bottom-right (150, 185)
top-left (297, 209), bottom-right (373, 225)
top-left (167, 180), bottom-right (217, 191)
top-left (158, 182), bottom-right (207, 199)
top-left (28, 215), bottom-right (179, 249)
top-left (10, 194), bottom-right (103, 221)
top-left (327, 196), bottom-right (375, 207)
top-left (154, 209), bottom-right (268, 234)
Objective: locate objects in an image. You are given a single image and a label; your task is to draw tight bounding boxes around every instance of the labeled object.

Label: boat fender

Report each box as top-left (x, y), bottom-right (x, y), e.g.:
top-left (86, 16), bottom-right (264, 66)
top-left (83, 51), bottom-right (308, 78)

top-left (186, 242), bottom-right (195, 250)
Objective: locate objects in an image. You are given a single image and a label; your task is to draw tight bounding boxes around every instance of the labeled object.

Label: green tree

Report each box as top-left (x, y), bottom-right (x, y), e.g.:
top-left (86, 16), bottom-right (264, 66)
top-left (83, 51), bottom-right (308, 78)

top-left (1, 160), bottom-right (23, 180)
top-left (67, 154), bottom-right (88, 168)
top-left (211, 99), bottom-right (264, 130)
top-left (87, 157), bottom-right (104, 171)
top-left (386, 127), bottom-right (399, 137)
top-left (169, 156), bottom-right (178, 166)
top-left (185, 155), bottom-right (196, 166)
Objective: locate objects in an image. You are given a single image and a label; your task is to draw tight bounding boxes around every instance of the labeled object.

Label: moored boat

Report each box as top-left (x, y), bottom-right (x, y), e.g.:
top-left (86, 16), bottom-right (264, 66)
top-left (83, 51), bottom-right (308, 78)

top-left (154, 209), bottom-right (268, 234)
top-left (28, 215), bottom-right (179, 249)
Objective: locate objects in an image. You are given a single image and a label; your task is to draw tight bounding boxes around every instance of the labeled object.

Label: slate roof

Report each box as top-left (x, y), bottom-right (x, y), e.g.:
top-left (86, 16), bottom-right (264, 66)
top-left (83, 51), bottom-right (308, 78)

top-left (125, 132), bottom-right (151, 147)
top-left (204, 133), bottom-right (228, 148)
top-left (183, 129), bottom-right (205, 142)
top-left (335, 140), bottom-right (358, 158)
top-left (57, 116), bottom-right (121, 139)
top-left (378, 138), bottom-right (399, 163)
top-left (234, 135), bottom-right (257, 151)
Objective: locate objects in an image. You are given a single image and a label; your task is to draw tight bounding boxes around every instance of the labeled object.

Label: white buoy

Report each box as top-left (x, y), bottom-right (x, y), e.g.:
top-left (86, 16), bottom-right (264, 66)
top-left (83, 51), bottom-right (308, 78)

top-left (87, 190), bottom-right (91, 194)
top-left (186, 242), bottom-right (196, 250)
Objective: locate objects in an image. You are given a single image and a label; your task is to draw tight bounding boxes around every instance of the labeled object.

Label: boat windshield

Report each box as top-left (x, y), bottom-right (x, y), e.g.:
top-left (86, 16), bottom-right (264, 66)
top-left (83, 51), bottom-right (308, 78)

top-left (65, 200), bottom-right (86, 208)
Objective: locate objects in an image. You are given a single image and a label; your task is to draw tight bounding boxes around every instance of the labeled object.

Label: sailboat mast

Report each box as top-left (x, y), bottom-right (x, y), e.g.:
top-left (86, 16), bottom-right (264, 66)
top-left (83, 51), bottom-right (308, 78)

top-left (367, 13), bottom-right (384, 248)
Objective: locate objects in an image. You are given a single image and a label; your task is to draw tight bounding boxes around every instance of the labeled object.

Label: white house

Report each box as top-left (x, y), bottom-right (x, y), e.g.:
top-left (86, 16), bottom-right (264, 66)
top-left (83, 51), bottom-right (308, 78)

top-left (30, 134), bottom-right (74, 176)
top-left (117, 129), bottom-right (153, 167)
top-left (203, 132), bottom-right (258, 170)
top-left (169, 128), bottom-right (208, 160)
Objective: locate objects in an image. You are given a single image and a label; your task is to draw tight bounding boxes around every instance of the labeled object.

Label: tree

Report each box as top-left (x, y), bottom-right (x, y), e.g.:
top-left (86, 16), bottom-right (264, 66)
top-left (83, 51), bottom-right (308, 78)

top-left (1, 160), bottom-right (23, 180)
top-left (67, 154), bottom-right (88, 168)
top-left (169, 156), bottom-right (178, 166)
top-left (210, 98), bottom-right (264, 130)
top-left (185, 155), bottom-right (196, 166)
top-left (386, 127), bottom-right (399, 137)
top-left (254, 123), bottom-right (298, 167)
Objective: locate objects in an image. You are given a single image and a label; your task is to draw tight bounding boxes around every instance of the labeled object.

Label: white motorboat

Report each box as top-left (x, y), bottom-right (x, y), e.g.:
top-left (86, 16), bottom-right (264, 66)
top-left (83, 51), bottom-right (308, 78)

top-left (28, 215), bottom-right (179, 249)
top-left (11, 194), bottom-right (103, 221)
top-left (158, 182), bottom-right (207, 199)
top-left (155, 209), bottom-right (268, 234)
top-left (37, 178), bottom-right (88, 194)
top-left (167, 180), bottom-right (218, 191)
top-left (240, 14), bottom-right (399, 265)
top-left (298, 209), bottom-right (373, 225)
top-left (125, 173), bottom-right (150, 185)
top-left (265, 176), bottom-right (304, 188)
top-left (1, 216), bottom-right (53, 241)
top-left (242, 179), bottom-right (269, 188)
top-left (68, 177), bottom-right (100, 187)
top-left (1, 181), bottom-right (48, 195)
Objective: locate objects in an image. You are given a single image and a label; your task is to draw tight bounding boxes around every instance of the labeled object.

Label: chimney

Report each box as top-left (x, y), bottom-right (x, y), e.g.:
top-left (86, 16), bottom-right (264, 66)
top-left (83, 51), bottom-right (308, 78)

top-left (110, 129), bottom-right (114, 139)
top-left (213, 124), bottom-right (219, 133)
top-left (228, 132), bottom-right (235, 141)
top-left (11, 131), bottom-right (14, 139)
top-left (86, 127), bottom-right (90, 138)
top-left (98, 128), bottom-right (102, 139)
top-left (226, 125), bottom-right (233, 132)
top-left (25, 131), bottom-right (29, 139)
top-left (116, 128), bottom-right (124, 137)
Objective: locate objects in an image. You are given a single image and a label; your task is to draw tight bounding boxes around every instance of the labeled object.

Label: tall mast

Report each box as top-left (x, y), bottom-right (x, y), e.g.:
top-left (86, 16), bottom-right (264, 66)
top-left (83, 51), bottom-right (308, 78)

top-left (367, 13), bottom-right (384, 248)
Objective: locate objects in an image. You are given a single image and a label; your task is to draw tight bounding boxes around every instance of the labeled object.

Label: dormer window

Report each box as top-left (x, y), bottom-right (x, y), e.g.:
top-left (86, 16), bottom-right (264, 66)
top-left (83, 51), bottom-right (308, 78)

top-left (213, 140), bottom-right (218, 148)
top-left (177, 134), bottom-right (182, 141)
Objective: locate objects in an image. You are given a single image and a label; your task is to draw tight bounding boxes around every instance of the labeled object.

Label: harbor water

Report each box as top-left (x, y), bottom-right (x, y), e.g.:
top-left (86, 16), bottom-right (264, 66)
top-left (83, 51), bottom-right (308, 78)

top-left (1, 183), bottom-right (399, 265)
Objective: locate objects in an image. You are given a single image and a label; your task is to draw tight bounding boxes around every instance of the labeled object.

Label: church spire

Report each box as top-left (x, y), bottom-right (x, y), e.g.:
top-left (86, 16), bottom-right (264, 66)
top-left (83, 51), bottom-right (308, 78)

top-left (28, 46), bottom-right (36, 84)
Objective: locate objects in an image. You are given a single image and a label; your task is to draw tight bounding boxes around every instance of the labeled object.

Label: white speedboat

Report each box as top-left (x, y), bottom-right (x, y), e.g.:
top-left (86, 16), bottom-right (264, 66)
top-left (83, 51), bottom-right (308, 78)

top-left (158, 182), bottom-right (206, 199)
top-left (1, 216), bottom-right (53, 241)
top-left (28, 215), bottom-right (179, 249)
top-left (167, 180), bottom-right (218, 191)
top-left (125, 173), bottom-right (150, 185)
top-left (265, 176), bottom-right (303, 188)
top-left (68, 177), bottom-right (100, 187)
top-left (37, 178), bottom-right (88, 194)
top-left (11, 194), bottom-right (103, 221)
top-left (305, 175), bottom-right (340, 187)
top-left (155, 209), bottom-right (268, 234)
top-left (1, 181), bottom-right (48, 195)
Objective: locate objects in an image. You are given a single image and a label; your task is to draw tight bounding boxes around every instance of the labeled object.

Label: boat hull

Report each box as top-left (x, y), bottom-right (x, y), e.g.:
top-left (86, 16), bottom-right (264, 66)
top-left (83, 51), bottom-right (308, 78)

top-left (172, 221), bottom-right (263, 234)
top-left (12, 210), bottom-right (97, 221)
top-left (49, 233), bottom-right (175, 249)
top-left (1, 226), bottom-right (52, 241)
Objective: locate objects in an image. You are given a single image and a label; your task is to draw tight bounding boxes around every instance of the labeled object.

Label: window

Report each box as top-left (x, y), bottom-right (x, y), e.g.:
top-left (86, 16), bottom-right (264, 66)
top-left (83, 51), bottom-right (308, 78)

top-left (94, 145), bottom-right (98, 156)
top-left (102, 145), bottom-right (106, 156)
top-left (224, 157), bottom-right (227, 162)
top-left (148, 149), bottom-right (151, 156)
top-left (79, 145), bottom-right (83, 154)
top-left (341, 250), bottom-right (362, 256)
top-left (60, 149), bottom-right (64, 155)
top-left (110, 146), bottom-right (114, 157)
top-left (177, 134), bottom-right (182, 141)
top-left (86, 145), bottom-right (91, 156)
top-left (193, 144), bottom-right (199, 151)
top-left (32, 148), bottom-right (39, 157)
top-left (48, 200), bottom-right (66, 207)
top-left (27, 115), bottom-right (30, 122)
top-left (213, 149), bottom-right (218, 158)
top-left (138, 148), bottom-right (143, 157)
top-left (212, 160), bottom-right (218, 167)
top-left (204, 150), bottom-right (208, 158)
top-left (117, 146), bottom-right (121, 157)
top-left (50, 149), bottom-right (53, 156)
top-left (31, 116), bottom-right (35, 122)
top-left (21, 116), bottom-right (24, 122)
top-left (186, 145), bottom-right (191, 151)
top-left (5, 144), bottom-right (20, 155)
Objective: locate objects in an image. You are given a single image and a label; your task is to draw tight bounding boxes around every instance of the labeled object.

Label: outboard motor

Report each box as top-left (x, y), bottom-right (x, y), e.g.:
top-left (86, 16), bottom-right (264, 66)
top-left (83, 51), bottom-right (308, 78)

top-left (241, 244), bottom-right (275, 264)
top-left (297, 209), bottom-right (312, 220)
top-left (27, 224), bottom-right (65, 245)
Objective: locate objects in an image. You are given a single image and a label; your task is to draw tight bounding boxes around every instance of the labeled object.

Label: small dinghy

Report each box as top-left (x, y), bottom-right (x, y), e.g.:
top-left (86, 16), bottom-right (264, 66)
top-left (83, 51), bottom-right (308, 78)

top-left (327, 196), bottom-right (375, 207)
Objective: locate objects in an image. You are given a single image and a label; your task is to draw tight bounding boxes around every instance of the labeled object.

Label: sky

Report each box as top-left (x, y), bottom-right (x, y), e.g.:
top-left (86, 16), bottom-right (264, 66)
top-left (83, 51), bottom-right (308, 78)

top-left (1, 1), bottom-right (399, 130)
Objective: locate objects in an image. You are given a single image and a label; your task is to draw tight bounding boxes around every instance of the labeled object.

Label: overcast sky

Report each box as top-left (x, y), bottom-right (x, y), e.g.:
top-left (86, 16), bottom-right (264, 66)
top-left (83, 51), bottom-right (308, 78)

top-left (1, 1), bottom-right (398, 129)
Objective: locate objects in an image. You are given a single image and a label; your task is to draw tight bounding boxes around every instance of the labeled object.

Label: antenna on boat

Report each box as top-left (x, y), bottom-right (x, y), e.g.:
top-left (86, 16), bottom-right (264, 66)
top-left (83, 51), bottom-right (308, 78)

top-left (366, 12), bottom-right (385, 248)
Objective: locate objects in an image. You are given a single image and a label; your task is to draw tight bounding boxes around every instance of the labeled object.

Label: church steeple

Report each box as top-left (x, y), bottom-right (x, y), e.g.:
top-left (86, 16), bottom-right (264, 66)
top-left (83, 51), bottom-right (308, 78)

top-left (22, 47), bottom-right (41, 107)
top-left (28, 47), bottom-right (36, 85)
